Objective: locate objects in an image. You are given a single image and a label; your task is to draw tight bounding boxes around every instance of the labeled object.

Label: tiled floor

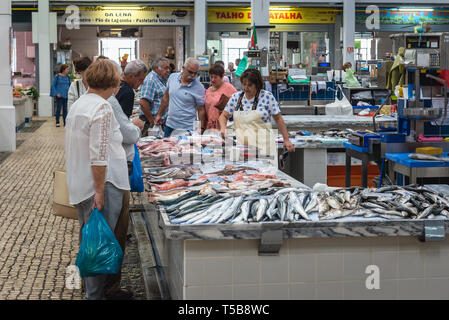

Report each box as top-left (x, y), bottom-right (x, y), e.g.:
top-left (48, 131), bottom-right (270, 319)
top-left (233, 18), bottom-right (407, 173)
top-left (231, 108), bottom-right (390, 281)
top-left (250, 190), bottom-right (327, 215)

top-left (0, 118), bottom-right (147, 300)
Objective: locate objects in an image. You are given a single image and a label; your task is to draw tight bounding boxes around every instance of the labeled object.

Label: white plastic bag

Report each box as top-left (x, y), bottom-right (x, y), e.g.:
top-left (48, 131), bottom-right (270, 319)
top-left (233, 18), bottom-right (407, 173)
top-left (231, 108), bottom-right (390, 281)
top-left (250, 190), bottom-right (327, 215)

top-left (325, 95), bottom-right (353, 116)
top-left (147, 125), bottom-right (163, 137)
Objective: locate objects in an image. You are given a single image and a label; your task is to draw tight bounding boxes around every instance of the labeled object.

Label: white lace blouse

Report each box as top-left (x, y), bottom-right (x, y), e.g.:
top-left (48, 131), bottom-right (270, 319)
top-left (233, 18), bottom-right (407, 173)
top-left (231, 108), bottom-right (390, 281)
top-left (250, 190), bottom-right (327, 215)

top-left (65, 93), bottom-right (130, 205)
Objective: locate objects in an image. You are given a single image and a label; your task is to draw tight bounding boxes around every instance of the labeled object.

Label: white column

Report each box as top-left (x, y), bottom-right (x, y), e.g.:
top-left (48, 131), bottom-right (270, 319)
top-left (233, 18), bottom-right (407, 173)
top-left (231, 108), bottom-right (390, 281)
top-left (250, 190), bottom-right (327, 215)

top-left (251, 0), bottom-right (270, 77)
top-left (194, 0), bottom-right (207, 57)
top-left (0, 0), bottom-right (15, 152)
top-left (36, 0), bottom-right (52, 117)
top-left (343, 0), bottom-right (355, 67)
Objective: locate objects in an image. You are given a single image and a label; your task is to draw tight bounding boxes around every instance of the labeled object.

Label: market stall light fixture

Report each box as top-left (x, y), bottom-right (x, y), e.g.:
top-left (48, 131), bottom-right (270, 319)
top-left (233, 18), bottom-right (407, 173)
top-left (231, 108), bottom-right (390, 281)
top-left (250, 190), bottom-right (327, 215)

top-left (398, 8), bottom-right (434, 11)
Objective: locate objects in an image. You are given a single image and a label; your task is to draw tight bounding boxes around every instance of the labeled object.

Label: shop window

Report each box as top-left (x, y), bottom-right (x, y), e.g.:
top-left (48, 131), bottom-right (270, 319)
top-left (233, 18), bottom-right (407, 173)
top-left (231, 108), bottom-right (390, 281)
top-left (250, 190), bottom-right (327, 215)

top-left (355, 38), bottom-right (373, 61)
top-left (99, 38), bottom-right (138, 64)
top-left (222, 38), bottom-right (250, 69)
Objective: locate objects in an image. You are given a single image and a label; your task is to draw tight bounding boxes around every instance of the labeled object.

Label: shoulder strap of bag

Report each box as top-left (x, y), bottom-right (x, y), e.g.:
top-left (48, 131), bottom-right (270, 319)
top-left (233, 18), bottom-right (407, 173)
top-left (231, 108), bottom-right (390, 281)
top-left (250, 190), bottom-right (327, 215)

top-left (76, 80), bottom-right (80, 98)
top-left (235, 91), bottom-right (245, 111)
top-left (251, 90), bottom-right (261, 110)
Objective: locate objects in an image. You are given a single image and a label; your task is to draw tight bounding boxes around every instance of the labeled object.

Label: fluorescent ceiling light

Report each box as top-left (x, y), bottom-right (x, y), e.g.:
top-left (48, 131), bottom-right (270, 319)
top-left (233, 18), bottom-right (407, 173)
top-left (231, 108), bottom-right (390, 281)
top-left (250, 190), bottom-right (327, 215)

top-left (102, 6), bottom-right (142, 10)
top-left (399, 8), bottom-right (434, 11)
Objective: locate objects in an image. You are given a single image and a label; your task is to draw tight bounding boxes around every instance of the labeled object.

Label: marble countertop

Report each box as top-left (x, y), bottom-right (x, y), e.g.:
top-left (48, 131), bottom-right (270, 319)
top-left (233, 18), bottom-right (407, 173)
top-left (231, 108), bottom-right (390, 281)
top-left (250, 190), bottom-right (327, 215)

top-left (276, 115), bottom-right (397, 129)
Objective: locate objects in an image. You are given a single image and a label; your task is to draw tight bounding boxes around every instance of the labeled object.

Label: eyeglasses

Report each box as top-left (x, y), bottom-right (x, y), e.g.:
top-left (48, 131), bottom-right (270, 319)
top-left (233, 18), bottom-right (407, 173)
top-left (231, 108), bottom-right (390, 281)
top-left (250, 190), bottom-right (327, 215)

top-left (186, 69), bottom-right (198, 76)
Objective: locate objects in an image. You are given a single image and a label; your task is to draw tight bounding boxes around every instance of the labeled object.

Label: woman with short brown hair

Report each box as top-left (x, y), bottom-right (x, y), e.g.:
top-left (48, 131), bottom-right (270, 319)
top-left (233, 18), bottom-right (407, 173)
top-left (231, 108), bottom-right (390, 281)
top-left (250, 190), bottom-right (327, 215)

top-left (204, 64), bottom-right (237, 130)
top-left (50, 64), bottom-right (71, 126)
top-left (218, 68), bottom-right (294, 167)
top-left (65, 59), bottom-right (129, 300)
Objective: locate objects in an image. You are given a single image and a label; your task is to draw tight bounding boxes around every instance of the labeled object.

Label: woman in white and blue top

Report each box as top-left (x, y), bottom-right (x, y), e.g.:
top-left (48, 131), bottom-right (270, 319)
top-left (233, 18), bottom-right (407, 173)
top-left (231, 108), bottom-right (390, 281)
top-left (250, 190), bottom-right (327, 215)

top-left (218, 68), bottom-right (294, 166)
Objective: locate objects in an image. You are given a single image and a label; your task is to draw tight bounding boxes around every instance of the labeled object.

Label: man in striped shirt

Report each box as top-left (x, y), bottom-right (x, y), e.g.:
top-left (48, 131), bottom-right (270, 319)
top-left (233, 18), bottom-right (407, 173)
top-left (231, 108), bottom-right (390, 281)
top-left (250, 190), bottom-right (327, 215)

top-left (139, 57), bottom-right (171, 136)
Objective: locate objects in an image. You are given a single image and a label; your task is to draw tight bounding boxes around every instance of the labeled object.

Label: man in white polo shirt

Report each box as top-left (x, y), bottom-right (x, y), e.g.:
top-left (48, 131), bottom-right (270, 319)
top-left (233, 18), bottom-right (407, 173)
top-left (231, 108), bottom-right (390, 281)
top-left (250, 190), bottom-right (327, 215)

top-left (154, 58), bottom-right (206, 137)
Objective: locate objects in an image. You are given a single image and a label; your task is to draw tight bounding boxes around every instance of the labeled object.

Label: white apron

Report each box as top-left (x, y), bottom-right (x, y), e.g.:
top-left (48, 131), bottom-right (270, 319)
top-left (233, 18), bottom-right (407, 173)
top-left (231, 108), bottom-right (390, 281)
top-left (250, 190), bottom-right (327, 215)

top-left (233, 91), bottom-right (278, 168)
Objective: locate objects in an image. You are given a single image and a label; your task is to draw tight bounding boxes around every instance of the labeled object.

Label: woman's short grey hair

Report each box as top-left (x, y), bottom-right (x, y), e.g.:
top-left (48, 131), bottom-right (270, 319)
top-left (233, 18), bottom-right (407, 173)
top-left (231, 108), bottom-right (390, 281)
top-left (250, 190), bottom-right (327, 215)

top-left (152, 57), bottom-right (169, 71)
top-left (184, 57), bottom-right (200, 68)
top-left (124, 59), bottom-right (148, 76)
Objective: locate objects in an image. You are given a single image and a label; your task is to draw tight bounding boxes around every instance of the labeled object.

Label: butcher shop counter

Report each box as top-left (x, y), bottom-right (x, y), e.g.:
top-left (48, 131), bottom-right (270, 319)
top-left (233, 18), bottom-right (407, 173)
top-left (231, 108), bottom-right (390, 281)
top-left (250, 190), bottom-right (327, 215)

top-left (140, 171), bottom-right (449, 300)
top-left (274, 115), bottom-right (396, 133)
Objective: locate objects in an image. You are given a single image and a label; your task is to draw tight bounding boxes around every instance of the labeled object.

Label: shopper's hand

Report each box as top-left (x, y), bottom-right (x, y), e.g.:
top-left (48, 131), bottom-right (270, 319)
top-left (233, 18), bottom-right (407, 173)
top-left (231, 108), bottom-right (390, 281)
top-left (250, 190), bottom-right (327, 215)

top-left (132, 117), bottom-right (145, 130)
top-left (92, 191), bottom-right (104, 211)
top-left (220, 128), bottom-right (227, 139)
top-left (154, 115), bottom-right (162, 126)
top-left (284, 139), bottom-right (295, 153)
top-left (57, 94), bottom-right (61, 98)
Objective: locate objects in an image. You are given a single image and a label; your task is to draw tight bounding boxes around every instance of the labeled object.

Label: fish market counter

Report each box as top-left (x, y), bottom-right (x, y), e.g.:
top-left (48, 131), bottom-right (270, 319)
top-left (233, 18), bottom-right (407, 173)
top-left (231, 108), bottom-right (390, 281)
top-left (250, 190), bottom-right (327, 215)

top-left (276, 115), bottom-right (396, 133)
top-left (142, 182), bottom-right (449, 300)
top-left (277, 137), bottom-right (347, 187)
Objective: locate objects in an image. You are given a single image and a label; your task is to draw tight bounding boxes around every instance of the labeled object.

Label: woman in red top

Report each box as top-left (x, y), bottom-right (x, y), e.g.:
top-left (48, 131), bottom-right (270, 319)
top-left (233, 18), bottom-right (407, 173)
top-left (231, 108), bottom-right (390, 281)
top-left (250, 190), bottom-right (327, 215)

top-left (204, 64), bottom-right (237, 130)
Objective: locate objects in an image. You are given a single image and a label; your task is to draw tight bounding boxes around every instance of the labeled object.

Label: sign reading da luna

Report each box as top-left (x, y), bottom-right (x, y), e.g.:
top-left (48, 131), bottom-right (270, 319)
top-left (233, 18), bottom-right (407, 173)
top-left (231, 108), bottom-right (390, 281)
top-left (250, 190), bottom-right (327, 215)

top-left (207, 7), bottom-right (335, 24)
top-left (58, 8), bottom-right (192, 26)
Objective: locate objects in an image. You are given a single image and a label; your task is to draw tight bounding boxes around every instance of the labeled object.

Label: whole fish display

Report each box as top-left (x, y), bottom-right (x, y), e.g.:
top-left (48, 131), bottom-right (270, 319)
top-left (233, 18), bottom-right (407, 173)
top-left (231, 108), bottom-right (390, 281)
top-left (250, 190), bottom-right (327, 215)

top-left (138, 135), bottom-right (449, 225)
top-left (159, 184), bottom-right (449, 225)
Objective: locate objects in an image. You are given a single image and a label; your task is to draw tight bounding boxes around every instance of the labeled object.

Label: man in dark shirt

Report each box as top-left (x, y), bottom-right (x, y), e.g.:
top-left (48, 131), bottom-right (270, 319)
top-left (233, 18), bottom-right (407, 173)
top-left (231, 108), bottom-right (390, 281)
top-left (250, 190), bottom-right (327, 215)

top-left (115, 60), bottom-right (148, 118)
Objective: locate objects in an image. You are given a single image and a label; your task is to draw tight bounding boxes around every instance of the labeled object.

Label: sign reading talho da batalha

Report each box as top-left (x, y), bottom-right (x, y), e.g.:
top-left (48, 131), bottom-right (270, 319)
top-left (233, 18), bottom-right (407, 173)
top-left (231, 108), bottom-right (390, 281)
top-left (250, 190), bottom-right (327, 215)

top-left (59, 8), bottom-right (191, 26)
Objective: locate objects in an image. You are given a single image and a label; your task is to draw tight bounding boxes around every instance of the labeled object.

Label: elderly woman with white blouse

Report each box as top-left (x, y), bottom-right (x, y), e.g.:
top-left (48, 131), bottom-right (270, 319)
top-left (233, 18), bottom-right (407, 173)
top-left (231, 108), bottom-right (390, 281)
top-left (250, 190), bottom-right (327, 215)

top-left (65, 58), bottom-right (130, 300)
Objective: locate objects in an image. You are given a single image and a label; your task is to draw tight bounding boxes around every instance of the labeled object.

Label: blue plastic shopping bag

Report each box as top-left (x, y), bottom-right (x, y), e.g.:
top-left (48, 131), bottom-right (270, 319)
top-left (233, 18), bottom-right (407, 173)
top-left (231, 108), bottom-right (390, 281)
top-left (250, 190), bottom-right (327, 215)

top-left (75, 208), bottom-right (123, 278)
top-left (130, 144), bottom-right (144, 192)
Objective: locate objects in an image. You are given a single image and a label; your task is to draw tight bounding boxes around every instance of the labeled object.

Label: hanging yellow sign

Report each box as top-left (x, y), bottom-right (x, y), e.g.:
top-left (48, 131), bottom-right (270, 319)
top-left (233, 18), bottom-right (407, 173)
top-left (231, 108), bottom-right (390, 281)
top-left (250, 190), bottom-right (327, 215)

top-left (207, 7), bottom-right (335, 24)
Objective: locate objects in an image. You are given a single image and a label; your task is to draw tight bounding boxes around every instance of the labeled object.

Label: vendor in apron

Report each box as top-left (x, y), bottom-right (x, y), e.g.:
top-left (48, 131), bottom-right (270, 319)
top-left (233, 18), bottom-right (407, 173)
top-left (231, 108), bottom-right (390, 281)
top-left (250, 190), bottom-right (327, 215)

top-left (218, 68), bottom-right (294, 167)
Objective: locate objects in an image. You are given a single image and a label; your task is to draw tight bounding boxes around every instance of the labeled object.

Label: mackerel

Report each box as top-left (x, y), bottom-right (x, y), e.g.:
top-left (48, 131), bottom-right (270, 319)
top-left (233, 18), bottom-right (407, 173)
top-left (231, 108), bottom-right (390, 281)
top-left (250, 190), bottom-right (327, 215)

top-left (256, 199), bottom-right (269, 222)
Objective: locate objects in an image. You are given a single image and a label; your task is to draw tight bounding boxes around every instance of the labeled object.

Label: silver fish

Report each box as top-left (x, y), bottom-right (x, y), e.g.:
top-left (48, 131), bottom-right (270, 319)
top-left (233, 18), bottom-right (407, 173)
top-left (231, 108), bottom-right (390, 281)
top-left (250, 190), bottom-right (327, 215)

top-left (208, 198), bottom-right (236, 223)
top-left (440, 209), bottom-right (449, 217)
top-left (318, 199), bottom-right (330, 214)
top-left (172, 209), bottom-right (206, 224)
top-left (241, 201), bottom-right (252, 222)
top-left (408, 153), bottom-right (449, 162)
top-left (305, 193), bottom-right (318, 213)
top-left (256, 199), bottom-right (269, 222)
top-left (327, 196), bottom-right (341, 210)
top-left (289, 192), bottom-right (310, 221)
top-left (372, 208), bottom-right (407, 217)
top-left (320, 209), bottom-right (353, 220)
top-left (279, 195), bottom-right (287, 221)
top-left (417, 204), bottom-right (436, 219)
top-left (266, 197), bottom-right (278, 219)
top-left (344, 190), bottom-right (352, 203)
top-left (216, 196), bottom-right (244, 223)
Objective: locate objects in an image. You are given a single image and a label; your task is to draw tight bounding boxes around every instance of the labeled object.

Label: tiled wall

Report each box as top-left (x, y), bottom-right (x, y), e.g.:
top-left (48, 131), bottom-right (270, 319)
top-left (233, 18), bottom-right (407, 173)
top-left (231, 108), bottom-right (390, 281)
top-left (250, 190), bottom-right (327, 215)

top-left (175, 236), bottom-right (449, 300)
